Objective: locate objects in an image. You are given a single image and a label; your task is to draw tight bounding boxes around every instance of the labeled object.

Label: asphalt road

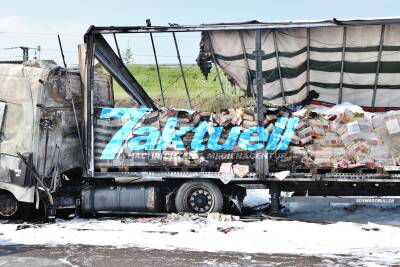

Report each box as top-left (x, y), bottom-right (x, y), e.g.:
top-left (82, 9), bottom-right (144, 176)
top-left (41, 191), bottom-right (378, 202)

top-left (0, 245), bottom-right (374, 267)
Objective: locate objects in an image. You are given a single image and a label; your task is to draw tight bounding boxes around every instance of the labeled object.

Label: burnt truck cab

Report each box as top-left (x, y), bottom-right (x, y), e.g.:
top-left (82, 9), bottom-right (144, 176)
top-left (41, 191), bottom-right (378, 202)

top-left (0, 60), bottom-right (113, 218)
top-left (0, 62), bottom-right (40, 217)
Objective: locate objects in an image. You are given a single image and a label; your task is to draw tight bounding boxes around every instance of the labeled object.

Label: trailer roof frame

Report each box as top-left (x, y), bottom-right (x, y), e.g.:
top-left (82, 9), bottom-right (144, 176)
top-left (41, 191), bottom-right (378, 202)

top-left (84, 17), bottom-right (400, 36)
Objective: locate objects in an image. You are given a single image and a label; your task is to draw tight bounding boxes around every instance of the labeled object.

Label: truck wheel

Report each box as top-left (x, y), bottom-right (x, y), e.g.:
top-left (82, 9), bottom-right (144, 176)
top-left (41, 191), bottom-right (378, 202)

top-left (0, 190), bottom-right (18, 217)
top-left (175, 180), bottom-right (223, 213)
top-left (0, 190), bottom-right (33, 220)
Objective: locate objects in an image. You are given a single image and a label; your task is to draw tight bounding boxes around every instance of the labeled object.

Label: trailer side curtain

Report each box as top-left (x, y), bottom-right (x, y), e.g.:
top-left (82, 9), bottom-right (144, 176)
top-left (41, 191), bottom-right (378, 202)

top-left (198, 25), bottom-right (400, 108)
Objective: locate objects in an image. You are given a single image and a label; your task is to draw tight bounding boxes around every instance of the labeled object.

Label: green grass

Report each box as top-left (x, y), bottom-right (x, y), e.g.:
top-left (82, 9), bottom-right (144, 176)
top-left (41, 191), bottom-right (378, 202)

top-left (112, 64), bottom-right (252, 111)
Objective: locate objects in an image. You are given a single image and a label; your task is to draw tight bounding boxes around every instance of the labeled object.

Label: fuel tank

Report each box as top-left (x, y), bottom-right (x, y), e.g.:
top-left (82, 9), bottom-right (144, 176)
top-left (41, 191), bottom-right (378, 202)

top-left (80, 185), bottom-right (163, 214)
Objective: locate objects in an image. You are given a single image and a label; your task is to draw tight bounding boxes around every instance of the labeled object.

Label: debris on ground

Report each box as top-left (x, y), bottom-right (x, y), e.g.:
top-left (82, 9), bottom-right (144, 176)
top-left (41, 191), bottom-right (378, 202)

top-left (143, 230), bottom-right (179, 235)
top-left (216, 226), bottom-right (243, 234)
top-left (16, 223), bottom-right (36, 231)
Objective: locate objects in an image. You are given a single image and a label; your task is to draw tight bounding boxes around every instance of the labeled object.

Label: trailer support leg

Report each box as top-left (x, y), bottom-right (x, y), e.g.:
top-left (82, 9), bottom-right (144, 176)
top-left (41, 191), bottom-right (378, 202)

top-left (269, 182), bottom-right (281, 215)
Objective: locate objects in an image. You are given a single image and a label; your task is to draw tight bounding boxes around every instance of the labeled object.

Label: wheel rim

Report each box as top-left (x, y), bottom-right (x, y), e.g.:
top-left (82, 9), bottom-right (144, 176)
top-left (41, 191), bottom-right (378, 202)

top-left (0, 192), bottom-right (18, 217)
top-left (187, 188), bottom-right (214, 213)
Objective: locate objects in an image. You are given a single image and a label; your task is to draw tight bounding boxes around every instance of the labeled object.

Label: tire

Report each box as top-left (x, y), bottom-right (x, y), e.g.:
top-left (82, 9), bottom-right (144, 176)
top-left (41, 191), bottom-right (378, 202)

top-left (175, 180), bottom-right (223, 213)
top-left (0, 191), bottom-right (33, 220)
top-left (0, 191), bottom-right (18, 218)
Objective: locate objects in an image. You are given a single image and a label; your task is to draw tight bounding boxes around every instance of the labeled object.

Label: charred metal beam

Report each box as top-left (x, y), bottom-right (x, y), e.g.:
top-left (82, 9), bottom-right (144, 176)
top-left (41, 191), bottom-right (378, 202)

top-left (113, 33), bottom-right (122, 60)
top-left (372, 25), bottom-right (385, 110)
top-left (17, 153), bottom-right (54, 206)
top-left (255, 29), bottom-right (265, 122)
top-left (338, 26), bottom-right (347, 104)
top-left (86, 24), bottom-right (335, 35)
top-left (306, 28), bottom-right (311, 94)
top-left (239, 31), bottom-right (255, 98)
top-left (57, 35), bottom-right (67, 68)
top-left (92, 33), bottom-right (157, 110)
top-left (206, 32), bottom-right (226, 96)
top-left (85, 34), bottom-right (95, 176)
top-left (255, 29), bottom-right (268, 179)
top-left (149, 33), bottom-right (165, 106)
top-left (172, 32), bottom-right (192, 109)
top-left (272, 30), bottom-right (286, 104)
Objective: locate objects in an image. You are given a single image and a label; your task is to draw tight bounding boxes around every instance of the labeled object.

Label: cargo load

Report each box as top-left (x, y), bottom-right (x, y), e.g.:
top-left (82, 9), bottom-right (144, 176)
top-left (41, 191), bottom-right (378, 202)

top-left (93, 102), bottom-right (400, 175)
top-left (292, 103), bottom-right (399, 170)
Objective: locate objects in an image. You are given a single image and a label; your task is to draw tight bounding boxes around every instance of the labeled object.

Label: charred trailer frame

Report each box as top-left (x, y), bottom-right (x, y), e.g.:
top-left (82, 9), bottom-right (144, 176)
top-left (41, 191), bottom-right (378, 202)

top-left (78, 18), bottom-right (400, 216)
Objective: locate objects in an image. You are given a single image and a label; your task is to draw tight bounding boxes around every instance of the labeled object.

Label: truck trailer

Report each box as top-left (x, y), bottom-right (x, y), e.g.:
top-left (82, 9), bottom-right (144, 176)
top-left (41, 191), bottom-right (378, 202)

top-left (1, 18), bottom-right (400, 220)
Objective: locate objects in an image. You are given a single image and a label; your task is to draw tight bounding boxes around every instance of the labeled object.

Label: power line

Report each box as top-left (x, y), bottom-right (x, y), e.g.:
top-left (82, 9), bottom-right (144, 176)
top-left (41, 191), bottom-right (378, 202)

top-left (0, 31), bottom-right (201, 38)
top-left (0, 31), bottom-right (81, 36)
top-left (2, 47), bottom-right (197, 59)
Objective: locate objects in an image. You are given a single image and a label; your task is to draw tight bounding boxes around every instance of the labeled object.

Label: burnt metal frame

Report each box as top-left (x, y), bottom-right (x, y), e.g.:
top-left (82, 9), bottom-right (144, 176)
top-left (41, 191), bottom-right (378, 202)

top-left (113, 33), bottom-right (122, 60)
top-left (84, 17), bottom-right (400, 35)
top-left (254, 30), bottom-right (268, 182)
top-left (206, 32), bottom-right (226, 96)
top-left (338, 26), bottom-right (347, 104)
top-left (254, 30), bottom-right (265, 130)
top-left (239, 31), bottom-right (255, 98)
top-left (84, 33), bottom-right (157, 176)
top-left (272, 30), bottom-right (286, 104)
top-left (83, 18), bottom-right (400, 179)
top-left (149, 32), bottom-right (165, 106)
top-left (172, 32), bottom-right (192, 109)
top-left (83, 24), bottom-right (271, 177)
top-left (372, 25), bottom-right (386, 110)
top-left (306, 28), bottom-right (311, 94)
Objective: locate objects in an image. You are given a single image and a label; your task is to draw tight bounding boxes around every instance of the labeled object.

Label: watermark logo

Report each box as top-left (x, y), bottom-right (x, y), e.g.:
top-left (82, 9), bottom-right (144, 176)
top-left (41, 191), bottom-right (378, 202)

top-left (99, 108), bottom-right (299, 160)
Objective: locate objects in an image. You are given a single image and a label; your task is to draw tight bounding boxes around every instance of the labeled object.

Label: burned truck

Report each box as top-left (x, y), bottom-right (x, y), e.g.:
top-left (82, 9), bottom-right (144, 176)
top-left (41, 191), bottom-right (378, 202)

top-left (0, 60), bottom-right (114, 218)
top-left (1, 18), bottom-right (400, 220)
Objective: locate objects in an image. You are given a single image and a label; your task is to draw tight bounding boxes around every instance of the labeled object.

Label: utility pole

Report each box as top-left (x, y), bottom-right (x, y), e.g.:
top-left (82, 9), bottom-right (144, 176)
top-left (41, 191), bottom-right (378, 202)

top-left (5, 46), bottom-right (41, 61)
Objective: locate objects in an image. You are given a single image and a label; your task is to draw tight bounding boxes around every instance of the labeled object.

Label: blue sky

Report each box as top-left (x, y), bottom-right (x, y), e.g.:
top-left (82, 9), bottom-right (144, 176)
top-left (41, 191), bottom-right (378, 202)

top-left (0, 0), bottom-right (398, 65)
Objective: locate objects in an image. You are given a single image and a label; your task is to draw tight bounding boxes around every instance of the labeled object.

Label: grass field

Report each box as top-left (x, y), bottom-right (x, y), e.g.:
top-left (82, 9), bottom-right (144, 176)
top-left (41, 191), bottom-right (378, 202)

top-left (112, 64), bottom-right (252, 111)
